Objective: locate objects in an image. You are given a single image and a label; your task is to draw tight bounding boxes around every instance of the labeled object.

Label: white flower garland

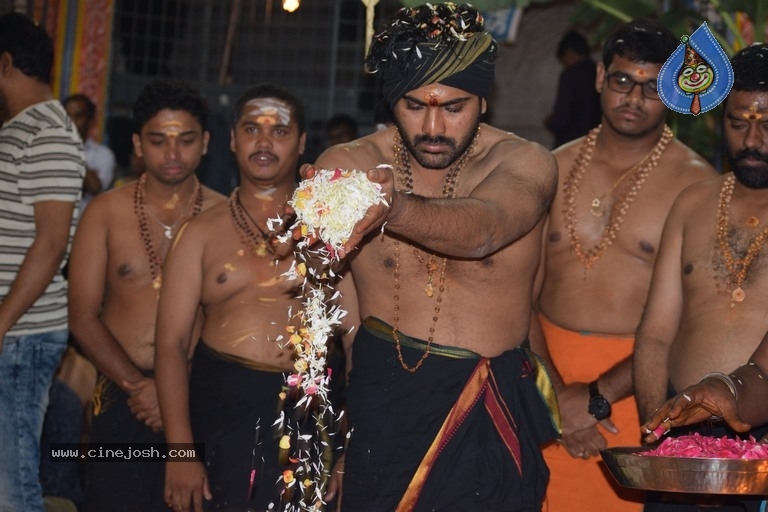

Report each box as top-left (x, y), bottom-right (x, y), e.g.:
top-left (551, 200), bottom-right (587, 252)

top-left (266, 168), bottom-right (386, 510)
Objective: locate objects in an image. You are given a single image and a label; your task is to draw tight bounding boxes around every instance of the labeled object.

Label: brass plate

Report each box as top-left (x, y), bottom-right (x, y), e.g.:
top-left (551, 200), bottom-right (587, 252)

top-left (600, 446), bottom-right (768, 495)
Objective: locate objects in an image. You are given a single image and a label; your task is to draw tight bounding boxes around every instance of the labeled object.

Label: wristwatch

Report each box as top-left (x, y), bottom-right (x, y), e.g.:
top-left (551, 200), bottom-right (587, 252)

top-left (588, 380), bottom-right (612, 420)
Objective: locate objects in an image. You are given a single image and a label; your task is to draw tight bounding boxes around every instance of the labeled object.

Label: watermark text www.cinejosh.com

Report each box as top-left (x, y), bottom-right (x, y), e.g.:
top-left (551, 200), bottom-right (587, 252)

top-left (48, 443), bottom-right (204, 462)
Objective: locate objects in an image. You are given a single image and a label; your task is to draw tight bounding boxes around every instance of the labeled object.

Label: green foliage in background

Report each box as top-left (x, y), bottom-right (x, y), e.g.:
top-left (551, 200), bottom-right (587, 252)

top-left (399, 0), bottom-right (764, 168)
top-left (571, 0), bottom-right (765, 169)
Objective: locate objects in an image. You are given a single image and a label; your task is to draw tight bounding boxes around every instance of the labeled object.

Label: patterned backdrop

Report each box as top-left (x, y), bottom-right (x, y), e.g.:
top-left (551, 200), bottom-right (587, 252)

top-left (34, 0), bottom-right (114, 140)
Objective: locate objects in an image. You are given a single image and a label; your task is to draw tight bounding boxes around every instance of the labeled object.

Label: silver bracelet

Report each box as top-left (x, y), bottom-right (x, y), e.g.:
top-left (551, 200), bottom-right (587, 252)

top-left (699, 372), bottom-right (738, 400)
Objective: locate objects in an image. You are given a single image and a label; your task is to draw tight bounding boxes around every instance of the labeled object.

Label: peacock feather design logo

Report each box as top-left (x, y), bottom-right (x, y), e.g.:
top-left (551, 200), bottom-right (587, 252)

top-left (658, 22), bottom-right (733, 116)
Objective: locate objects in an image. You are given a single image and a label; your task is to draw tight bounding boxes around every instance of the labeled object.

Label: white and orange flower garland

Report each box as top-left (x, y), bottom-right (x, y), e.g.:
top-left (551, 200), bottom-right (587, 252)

top-left (267, 168), bottom-right (387, 510)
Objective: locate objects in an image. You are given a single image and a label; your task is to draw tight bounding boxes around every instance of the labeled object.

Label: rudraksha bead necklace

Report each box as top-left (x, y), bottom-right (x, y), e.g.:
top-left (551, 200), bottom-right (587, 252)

top-left (713, 174), bottom-right (768, 307)
top-left (229, 188), bottom-right (276, 258)
top-left (134, 172), bottom-right (203, 291)
top-left (391, 127), bottom-right (479, 372)
top-left (562, 124), bottom-right (673, 269)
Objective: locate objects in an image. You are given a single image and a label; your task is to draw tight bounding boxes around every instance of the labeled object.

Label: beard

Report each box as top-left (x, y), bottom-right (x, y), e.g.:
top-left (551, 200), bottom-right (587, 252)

top-left (395, 115), bottom-right (481, 170)
top-left (728, 148), bottom-right (768, 189)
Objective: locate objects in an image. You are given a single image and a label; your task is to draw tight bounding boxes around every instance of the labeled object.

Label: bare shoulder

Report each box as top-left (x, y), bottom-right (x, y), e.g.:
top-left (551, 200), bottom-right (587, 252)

top-left (665, 138), bottom-right (718, 182)
top-left (659, 174), bottom-right (724, 231)
top-left (167, 201), bottom-right (230, 261)
top-left (315, 129), bottom-right (392, 170)
top-left (481, 125), bottom-right (557, 187)
top-left (92, 180), bottom-right (135, 205)
top-left (80, 183), bottom-right (134, 223)
top-left (674, 172), bottom-right (724, 205)
top-left (181, 198), bottom-right (230, 237)
top-left (552, 136), bottom-right (584, 176)
top-left (200, 185), bottom-right (226, 209)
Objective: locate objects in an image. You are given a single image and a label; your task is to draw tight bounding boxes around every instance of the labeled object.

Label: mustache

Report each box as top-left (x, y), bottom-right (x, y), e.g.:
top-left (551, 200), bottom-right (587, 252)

top-left (249, 149), bottom-right (276, 159)
top-left (732, 148), bottom-right (768, 164)
top-left (413, 135), bottom-right (455, 147)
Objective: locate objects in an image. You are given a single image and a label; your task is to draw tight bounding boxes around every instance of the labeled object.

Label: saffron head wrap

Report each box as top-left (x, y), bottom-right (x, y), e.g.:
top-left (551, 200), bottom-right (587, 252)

top-left (365, 3), bottom-right (498, 108)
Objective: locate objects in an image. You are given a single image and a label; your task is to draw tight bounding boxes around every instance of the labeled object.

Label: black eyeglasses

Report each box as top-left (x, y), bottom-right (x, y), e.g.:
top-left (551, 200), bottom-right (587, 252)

top-left (605, 72), bottom-right (660, 100)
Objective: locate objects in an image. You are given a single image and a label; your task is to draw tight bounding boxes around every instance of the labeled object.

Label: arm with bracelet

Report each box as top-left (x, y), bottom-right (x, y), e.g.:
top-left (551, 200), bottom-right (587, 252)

top-left (641, 357), bottom-right (768, 443)
top-left (729, 361), bottom-right (768, 428)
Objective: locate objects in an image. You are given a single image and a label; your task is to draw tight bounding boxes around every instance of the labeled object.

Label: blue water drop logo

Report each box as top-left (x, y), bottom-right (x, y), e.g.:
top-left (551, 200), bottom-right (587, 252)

top-left (658, 22), bottom-right (733, 115)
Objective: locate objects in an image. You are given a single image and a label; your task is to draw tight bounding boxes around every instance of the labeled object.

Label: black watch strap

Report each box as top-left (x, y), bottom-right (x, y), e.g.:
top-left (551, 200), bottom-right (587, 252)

top-left (589, 380), bottom-right (600, 398)
top-left (587, 379), bottom-right (612, 420)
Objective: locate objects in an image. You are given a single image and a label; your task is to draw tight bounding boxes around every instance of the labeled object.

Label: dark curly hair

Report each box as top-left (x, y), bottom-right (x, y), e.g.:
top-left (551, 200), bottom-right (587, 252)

top-left (602, 18), bottom-right (677, 69)
top-left (63, 94), bottom-right (96, 121)
top-left (0, 12), bottom-right (53, 84)
top-left (365, 2), bottom-right (486, 74)
top-left (132, 79), bottom-right (209, 134)
top-left (731, 43), bottom-right (768, 93)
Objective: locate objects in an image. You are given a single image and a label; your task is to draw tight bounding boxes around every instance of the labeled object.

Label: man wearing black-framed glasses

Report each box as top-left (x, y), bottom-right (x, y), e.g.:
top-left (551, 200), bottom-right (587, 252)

top-left (531, 18), bottom-right (717, 512)
top-left (605, 71), bottom-right (660, 100)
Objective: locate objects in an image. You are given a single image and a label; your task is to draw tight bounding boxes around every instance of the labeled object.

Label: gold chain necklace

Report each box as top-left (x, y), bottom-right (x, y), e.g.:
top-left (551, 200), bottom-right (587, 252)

top-left (134, 172), bottom-right (203, 291)
top-left (587, 151), bottom-right (656, 217)
top-left (713, 174), bottom-right (768, 307)
top-left (391, 127), bottom-right (479, 372)
top-left (563, 124), bottom-right (673, 269)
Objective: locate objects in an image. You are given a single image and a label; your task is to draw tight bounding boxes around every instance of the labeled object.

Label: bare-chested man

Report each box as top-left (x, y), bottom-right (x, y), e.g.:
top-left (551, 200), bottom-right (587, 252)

top-left (529, 19), bottom-right (717, 512)
top-left (68, 79), bottom-right (223, 512)
top-left (313, 4), bottom-right (559, 511)
top-left (155, 83), bottom-right (318, 512)
top-left (634, 43), bottom-right (768, 512)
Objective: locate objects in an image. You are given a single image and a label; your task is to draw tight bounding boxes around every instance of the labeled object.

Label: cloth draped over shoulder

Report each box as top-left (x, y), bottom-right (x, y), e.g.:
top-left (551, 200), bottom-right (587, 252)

top-left (342, 317), bottom-right (559, 512)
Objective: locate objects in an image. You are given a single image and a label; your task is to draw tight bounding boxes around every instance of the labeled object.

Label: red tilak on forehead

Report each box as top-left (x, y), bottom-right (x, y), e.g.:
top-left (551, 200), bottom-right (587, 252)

top-left (426, 91), bottom-right (439, 106)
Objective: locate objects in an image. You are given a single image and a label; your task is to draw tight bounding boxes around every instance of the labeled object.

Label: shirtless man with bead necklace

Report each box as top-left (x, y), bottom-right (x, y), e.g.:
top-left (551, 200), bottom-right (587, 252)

top-left (634, 42), bottom-right (768, 512)
top-left (528, 19), bottom-right (716, 512)
top-left (155, 83), bottom-right (334, 512)
top-left (68, 79), bottom-right (223, 512)
top-left (312, 4), bottom-right (561, 511)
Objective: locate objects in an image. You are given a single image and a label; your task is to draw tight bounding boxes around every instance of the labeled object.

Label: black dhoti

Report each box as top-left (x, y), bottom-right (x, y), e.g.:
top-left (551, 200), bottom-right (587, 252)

top-left (342, 317), bottom-right (560, 512)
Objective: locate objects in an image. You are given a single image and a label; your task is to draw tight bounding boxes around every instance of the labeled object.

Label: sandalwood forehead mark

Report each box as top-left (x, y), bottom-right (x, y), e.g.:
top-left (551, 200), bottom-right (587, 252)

top-left (154, 120), bottom-right (189, 137)
top-left (246, 98), bottom-right (292, 126)
top-left (157, 120), bottom-right (185, 137)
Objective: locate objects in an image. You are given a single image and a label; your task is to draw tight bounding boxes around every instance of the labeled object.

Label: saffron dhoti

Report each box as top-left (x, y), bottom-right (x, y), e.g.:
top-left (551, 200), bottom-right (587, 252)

top-left (539, 314), bottom-right (644, 512)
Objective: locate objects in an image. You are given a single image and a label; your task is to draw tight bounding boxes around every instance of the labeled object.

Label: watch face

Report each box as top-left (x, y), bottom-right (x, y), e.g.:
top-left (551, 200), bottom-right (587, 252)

top-left (589, 396), bottom-right (612, 420)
